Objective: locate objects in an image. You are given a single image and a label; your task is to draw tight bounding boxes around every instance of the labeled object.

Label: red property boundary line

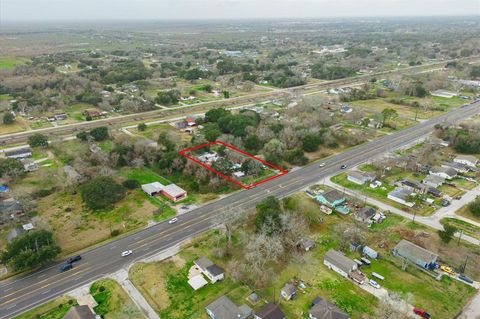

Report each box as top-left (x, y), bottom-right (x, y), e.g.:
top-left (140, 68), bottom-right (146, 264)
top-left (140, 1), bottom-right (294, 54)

top-left (178, 140), bottom-right (288, 189)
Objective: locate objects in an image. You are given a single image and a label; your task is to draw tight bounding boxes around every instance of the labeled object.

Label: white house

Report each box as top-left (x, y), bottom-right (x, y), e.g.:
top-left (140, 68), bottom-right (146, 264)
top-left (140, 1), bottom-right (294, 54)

top-left (429, 166), bottom-right (457, 180)
top-left (323, 249), bottom-right (357, 278)
top-left (347, 171), bottom-right (374, 185)
top-left (388, 188), bottom-right (415, 207)
top-left (454, 155), bottom-right (478, 168)
top-left (422, 175), bottom-right (445, 188)
top-left (194, 257), bottom-right (225, 283)
top-left (141, 182), bottom-right (164, 196)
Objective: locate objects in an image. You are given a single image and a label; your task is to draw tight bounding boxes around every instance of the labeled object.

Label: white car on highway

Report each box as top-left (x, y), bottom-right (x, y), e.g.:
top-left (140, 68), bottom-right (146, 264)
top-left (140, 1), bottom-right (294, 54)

top-left (169, 217), bottom-right (178, 224)
top-left (121, 250), bottom-right (133, 257)
top-left (319, 162), bottom-right (326, 167)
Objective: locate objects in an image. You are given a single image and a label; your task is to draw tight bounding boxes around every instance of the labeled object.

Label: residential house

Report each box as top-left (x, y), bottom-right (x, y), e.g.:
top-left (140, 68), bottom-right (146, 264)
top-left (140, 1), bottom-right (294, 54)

top-left (387, 188), bottom-right (414, 207)
top-left (63, 165), bottom-right (83, 184)
top-left (63, 305), bottom-right (97, 319)
top-left (55, 113), bottom-right (68, 121)
top-left (392, 239), bottom-right (438, 270)
top-left (5, 148), bottom-right (32, 159)
top-left (323, 249), bottom-right (357, 278)
top-left (194, 257), bottom-right (225, 283)
top-left (141, 182), bottom-right (164, 196)
top-left (454, 155), bottom-right (478, 168)
top-left (280, 283), bottom-right (296, 301)
top-left (400, 180), bottom-right (425, 194)
top-left (188, 274), bottom-right (208, 290)
top-left (205, 295), bottom-right (251, 319)
top-left (161, 184), bottom-right (187, 202)
top-left (442, 161), bottom-right (470, 173)
top-left (354, 207), bottom-right (376, 224)
top-left (316, 190), bottom-right (346, 208)
top-left (309, 296), bottom-right (349, 319)
top-left (431, 90), bottom-right (457, 98)
top-left (367, 118), bottom-right (383, 129)
top-left (21, 159), bottom-right (38, 172)
top-left (347, 171), bottom-right (374, 185)
top-left (89, 144), bottom-right (102, 154)
top-left (430, 166), bottom-right (457, 180)
top-left (0, 199), bottom-right (24, 227)
top-left (422, 175), bottom-right (445, 188)
top-left (254, 303), bottom-right (286, 319)
top-left (299, 238), bottom-right (315, 251)
top-left (340, 105), bottom-right (352, 114)
top-left (427, 187), bottom-right (442, 198)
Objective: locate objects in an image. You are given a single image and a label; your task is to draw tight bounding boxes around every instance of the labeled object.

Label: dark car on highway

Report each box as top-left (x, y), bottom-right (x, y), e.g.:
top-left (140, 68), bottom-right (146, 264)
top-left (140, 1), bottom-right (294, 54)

top-left (67, 255), bottom-right (82, 264)
top-left (60, 263), bottom-right (73, 272)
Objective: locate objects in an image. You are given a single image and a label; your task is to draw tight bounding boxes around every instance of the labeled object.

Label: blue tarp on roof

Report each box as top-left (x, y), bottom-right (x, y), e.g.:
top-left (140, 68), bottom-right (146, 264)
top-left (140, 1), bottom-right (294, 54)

top-left (0, 185), bottom-right (9, 193)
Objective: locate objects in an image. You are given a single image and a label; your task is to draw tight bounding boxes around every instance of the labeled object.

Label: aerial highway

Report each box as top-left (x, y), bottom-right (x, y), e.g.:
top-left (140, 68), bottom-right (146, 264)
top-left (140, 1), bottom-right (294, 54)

top-left (0, 94), bottom-right (478, 318)
top-left (0, 56), bottom-right (477, 147)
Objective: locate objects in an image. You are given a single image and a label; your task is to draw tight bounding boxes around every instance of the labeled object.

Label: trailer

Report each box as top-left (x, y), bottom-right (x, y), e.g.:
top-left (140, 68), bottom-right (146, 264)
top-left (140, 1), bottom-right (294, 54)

top-left (371, 272), bottom-right (385, 281)
top-left (363, 246), bottom-right (378, 259)
top-left (360, 257), bottom-right (371, 266)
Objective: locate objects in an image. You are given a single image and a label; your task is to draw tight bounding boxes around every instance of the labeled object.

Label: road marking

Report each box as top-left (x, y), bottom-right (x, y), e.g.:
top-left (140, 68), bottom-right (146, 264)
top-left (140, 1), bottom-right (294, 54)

top-left (37, 274), bottom-right (46, 279)
top-left (110, 245), bottom-right (117, 249)
top-left (41, 289), bottom-right (51, 295)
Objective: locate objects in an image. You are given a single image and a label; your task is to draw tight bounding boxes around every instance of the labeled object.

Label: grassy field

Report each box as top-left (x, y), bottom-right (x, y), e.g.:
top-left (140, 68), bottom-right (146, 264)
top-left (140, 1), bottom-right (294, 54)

top-left (0, 57), bottom-right (28, 69)
top-left (351, 98), bottom-right (442, 120)
top-left (90, 279), bottom-right (143, 319)
top-left (13, 296), bottom-right (77, 319)
top-left (456, 204), bottom-right (480, 223)
top-left (440, 218), bottom-right (480, 240)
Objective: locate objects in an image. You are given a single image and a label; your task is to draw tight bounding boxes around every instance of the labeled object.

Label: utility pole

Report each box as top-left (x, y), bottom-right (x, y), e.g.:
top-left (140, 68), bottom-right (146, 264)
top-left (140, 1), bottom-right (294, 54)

top-left (457, 230), bottom-right (464, 246)
top-left (460, 255), bottom-right (469, 274)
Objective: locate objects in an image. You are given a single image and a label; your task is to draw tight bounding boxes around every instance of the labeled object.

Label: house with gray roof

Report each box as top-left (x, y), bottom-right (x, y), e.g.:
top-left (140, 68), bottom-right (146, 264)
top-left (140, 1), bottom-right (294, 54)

top-left (387, 188), bottom-right (414, 207)
top-left (194, 256), bottom-right (225, 283)
top-left (354, 207), bottom-right (376, 224)
top-left (309, 296), bottom-right (349, 319)
top-left (422, 175), bottom-right (445, 188)
top-left (63, 305), bottom-right (97, 319)
top-left (323, 249), bottom-right (357, 278)
top-left (205, 295), bottom-right (251, 319)
top-left (4, 148), bottom-right (32, 159)
top-left (392, 239), bottom-right (438, 270)
top-left (429, 166), bottom-right (457, 180)
top-left (454, 155), bottom-right (478, 168)
top-left (347, 171), bottom-right (374, 185)
top-left (6, 227), bottom-right (25, 243)
top-left (280, 283), bottom-right (296, 301)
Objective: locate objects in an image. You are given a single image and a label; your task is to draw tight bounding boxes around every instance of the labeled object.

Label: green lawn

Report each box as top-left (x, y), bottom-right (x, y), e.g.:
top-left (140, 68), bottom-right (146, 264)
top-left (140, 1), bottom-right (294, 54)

top-left (90, 279), bottom-right (143, 319)
top-left (440, 217), bottom-right (480, 240)
top-left (121, 167), bottom-right (172, 185)
top-left (13, 296), bottom-right (77, 319)
top-left (0, 57), bottom-right (28, 69)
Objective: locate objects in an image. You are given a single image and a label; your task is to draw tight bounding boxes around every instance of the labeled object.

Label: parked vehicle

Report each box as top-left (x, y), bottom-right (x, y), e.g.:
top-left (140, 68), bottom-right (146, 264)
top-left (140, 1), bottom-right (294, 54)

top-left (372, 272), bottom-right (385, 281)
top-left (368, 279), bottom-right (380, 289)
top-left (440, 265), bottom-right (456, 276)
top-left (360, 257), bottom-right (371, 266)
top-left (60, 263), bottom-right (73, 272)
top-left (121, 250), bottom-right (133, 257)
top-left (458, 274), bottom-right (474, 284)
top-left (413, 307), bottom-right (431, 319)
top-left (67, 255), bottom-right (82, 264)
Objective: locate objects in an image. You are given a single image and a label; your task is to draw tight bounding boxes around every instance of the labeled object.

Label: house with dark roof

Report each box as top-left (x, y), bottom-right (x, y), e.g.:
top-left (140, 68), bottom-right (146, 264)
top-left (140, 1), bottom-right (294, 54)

top-left (205, 295), bottom-right (251, 319)
top-left (315, 190), bottom-right (346, 208)
top-left (5, 148), bottom-right (32, 159)
top-left (354, 207), bottom-right (376, 224)
top-left (454, 155), bottom-right (478, 168)
top-left (392, 239), bottom-right (438, 270)
top-left (442, 161), bottom-right (471, 173)
top-left (400, 180), bottom-right (425, 194)
top-left (299, 238), bottom-right (316, 251)
top-left (194, 257), bottom-right (225, 283)
top-left (62, 305), bottom-right (97, 319)
top-left (0, 199), bottom-right (24, 228)
top-left (309, 296), bottom-right (350, 319)
top-left (254, 303), bottom-right (286, 319)
top-left (323, 249), bottom-right (357, 278)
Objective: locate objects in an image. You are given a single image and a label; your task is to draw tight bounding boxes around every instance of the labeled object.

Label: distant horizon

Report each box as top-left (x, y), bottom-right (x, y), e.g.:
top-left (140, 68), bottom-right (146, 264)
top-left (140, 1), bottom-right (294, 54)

top-left (1, 0), bottom-right (479, 23)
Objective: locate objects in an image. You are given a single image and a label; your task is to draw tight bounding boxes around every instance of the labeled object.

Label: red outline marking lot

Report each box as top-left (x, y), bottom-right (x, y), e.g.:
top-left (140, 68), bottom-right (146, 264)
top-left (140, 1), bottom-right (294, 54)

top-left (178, 140), bottom-right (288, 189)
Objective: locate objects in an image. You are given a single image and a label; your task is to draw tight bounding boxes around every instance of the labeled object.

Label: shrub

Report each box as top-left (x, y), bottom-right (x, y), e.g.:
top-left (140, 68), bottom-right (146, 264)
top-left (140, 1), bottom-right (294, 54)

top-left (122, 179), bottom-right (140, 189)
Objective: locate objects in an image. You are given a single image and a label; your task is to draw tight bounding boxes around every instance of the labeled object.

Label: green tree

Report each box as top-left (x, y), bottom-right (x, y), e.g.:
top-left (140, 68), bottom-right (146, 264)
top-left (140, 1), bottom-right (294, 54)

top-left (468, 197), bottom-right (480, 217)
top-left (3, 113), bottom-right (14, 124)
top-left (222, 91), bottom-right (230, 98)
top-left (205, 108), bottom-right (231, 122)
top-left (122, 179), bottom-right (140, 189)
top-left (381, 108), bottom-right (398, 126)
top-left (204, 127), bottom-right (221, 142)
top-left (0, 158), bottom-right (24, 179)
top-left (438, 225), bottom-right (457, 244)
top-left (137, 123), bottom-right (147, 131)
top-left (255, 196), bottom-right (282, 235)
top-left (28, 133), bottom-right (48, 148)
top-left (302, 134), bottom-right (322, 152)
top-left (76, 131), bottom-right (89, 141)
top-left (90, 127), bottom-right (109, 141)
top-left (79, 177), bottom-right (126, 210)
top-left (0, 230), bottom-right (60, 271)
top-left (244, 135), bottom-right (263, 152)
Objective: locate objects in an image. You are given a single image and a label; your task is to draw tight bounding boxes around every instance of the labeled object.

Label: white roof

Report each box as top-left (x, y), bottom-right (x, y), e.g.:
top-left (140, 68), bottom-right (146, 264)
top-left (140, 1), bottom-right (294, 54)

top-left (141, 182), bottom-right (164, 194)
top-left (162, 184), bottom-right (186, 197)
top-left (188, 274), bottom-right (208, 290)
top-left (22, 223), bottom-right (34, 231)
top-left (233, 171), bottom-right (245, 178)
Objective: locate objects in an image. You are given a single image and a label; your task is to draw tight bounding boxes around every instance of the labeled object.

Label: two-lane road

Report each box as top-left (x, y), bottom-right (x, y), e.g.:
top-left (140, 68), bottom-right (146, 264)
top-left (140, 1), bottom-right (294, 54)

top-left (1, 100), bottom-right (479, 318)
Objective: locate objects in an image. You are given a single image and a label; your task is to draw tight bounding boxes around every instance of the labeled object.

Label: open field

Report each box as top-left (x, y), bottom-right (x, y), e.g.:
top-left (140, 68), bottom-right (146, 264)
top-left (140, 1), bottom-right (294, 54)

top-left (441, 218), bottom-right (480, 240)
top-left (0, 57), bottom-right (29, 69)
top-left (456, 205), bottom-right (480, 223)
top-left (13, 296), bottom-right (77, 319)
top-left (90, 279), bottom-right (143, 319)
